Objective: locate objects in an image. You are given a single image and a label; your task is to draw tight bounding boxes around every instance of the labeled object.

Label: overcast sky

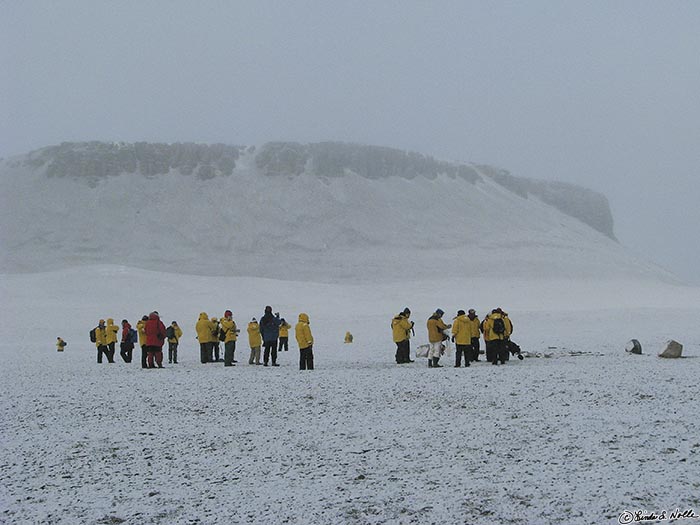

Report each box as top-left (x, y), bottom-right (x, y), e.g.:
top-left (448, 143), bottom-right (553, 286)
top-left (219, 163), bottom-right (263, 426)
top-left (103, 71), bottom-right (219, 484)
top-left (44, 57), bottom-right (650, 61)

top-left (2, 1), bottom-right (699, 282)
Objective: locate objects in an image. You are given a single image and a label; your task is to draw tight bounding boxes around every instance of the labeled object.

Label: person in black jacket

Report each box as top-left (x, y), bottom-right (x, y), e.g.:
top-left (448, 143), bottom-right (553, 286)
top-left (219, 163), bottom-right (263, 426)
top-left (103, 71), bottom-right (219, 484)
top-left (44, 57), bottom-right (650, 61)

top-left (259, 306), bottom-right (281, 367)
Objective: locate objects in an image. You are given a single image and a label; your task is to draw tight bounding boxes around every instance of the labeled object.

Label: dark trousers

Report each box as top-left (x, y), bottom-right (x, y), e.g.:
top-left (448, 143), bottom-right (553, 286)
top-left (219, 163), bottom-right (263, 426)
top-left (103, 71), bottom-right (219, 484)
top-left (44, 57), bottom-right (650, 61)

top-left (471, 337), bottom-right (481, 361)
top-left (455, 344), bottom-right (471, 367)
top-left (168, 342), bottom-right (178, 363)
top-left (200, 342), bottom-right (212, 364)
top-left (212, 342), bottom-right (220, 361)
top-left (395, 339), bottom-right (410, 363)
top-left (146, 346), bottom-right (163, 368)
top-left (141, 345), bottom-right (148, 368)
top-left (278, 337), bottom-right (288, 352)
top-left (120, 342), bottom-right (133, 363)
top-left (263, 340), bottom-right (277, 365)
top-left (487, 340), bottom-right (507, 364)
top-left (224, 341), bottom-right (236, 366)
top-left (300, 346), bottom-right (314, 370)
top-left (97, 345), bottom-right (113, 363)
top-left (107, 342), bottom-right (116, 362)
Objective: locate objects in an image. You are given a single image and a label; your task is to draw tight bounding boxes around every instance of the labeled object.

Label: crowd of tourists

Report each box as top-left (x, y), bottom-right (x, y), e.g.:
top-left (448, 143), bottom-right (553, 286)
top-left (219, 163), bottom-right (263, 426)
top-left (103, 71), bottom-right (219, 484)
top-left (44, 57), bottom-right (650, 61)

top-left (392, 307), bottom-right (518, 367)
top-left (79, 305), bottom-right (517, 370)
top-left (86, 307), bottom-right (314, 370)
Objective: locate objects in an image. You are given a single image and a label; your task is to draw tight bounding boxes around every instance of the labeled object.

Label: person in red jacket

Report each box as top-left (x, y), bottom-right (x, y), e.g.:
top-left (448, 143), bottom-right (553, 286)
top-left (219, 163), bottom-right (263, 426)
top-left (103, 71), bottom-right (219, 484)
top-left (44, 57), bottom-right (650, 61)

top-left (120, 319), bottom-right (134, 363)
top-left (144, 311), bottom-right (167, 368)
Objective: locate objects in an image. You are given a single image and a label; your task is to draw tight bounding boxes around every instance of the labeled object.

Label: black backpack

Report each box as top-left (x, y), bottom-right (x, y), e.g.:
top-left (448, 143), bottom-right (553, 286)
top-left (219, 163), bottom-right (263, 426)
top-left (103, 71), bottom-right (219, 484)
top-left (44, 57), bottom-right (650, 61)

top-left (218, 328), bottom-right (226, 341)
top-left (89, 328), bottom-right (97, 343)
top-left (492, 317), bottom-right (506, 335)
top-left (166, 326), bottom-right (175, 340)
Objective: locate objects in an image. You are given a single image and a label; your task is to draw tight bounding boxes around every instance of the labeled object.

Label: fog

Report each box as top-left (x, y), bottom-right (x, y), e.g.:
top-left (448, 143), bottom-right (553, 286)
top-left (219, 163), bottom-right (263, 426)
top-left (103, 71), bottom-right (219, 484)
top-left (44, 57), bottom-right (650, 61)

top-left (2, 1), bottom-right (699, 282)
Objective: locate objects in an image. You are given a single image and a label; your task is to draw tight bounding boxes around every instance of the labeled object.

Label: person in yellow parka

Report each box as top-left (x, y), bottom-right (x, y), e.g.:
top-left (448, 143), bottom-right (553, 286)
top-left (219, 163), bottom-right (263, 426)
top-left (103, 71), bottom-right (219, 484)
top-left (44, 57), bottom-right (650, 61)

top-left (221, 310), bottom-right (239, 367)
top-left (56, 337), bottom-right (67, 352)
top-left (277, 318), bottom-right (292, 353)
top-left (426, 309), bottom-right (451, 368)
top-left (196, 312), bottom-right (215, 364)
top-left (451, 310), bottom-right (471, 368)
top-left (466, 309), bottom-right (482, 362)
top-left (344, 332), bottom-right (353, 344)
top-left (137, 315), bottom-right (149, 368)
top-left (210, 317), bottom-right (221, 362)
top-left (247, 318), bottom-right (262, 365)
top-left (392, 307), bottom-right (414, 364)
top-left (483, 308), bottom-right (511, 365)
top-left (94, 319), bottom-right (114, 364)
top-left (295, 313), bottom-right (314, 370)
top-left (105, 318), bottom-right (119, 362)
top-left (167, 321), bottom-right (183, 364)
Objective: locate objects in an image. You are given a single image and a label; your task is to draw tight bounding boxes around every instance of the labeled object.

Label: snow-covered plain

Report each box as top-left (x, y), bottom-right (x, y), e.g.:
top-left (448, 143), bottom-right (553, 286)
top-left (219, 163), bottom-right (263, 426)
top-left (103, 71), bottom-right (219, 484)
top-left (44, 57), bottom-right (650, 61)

top-left (1, 266), bottom-right (699, 525)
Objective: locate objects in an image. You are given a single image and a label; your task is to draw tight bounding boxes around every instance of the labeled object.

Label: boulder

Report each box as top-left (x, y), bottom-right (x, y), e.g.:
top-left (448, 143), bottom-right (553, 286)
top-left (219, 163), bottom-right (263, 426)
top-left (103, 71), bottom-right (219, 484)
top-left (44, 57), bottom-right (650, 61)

top-left (625, 339), bottom-right (643, 355)
top-left (658, 340), bottom-right (683, 358)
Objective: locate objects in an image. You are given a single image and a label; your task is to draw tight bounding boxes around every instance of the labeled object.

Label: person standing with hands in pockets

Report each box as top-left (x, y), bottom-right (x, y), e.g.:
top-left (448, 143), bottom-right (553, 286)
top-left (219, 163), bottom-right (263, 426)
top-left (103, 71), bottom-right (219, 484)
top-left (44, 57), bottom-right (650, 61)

top-left (295, 313), bottom-right (314, 370)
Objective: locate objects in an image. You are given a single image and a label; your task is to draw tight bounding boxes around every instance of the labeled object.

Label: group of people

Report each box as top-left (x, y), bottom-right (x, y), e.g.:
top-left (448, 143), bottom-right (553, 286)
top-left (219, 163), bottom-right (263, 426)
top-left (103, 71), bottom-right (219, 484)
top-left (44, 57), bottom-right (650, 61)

top-left (87, 306), bottom-right (515, 370)
top-left (90, 307), bottom-right (315, 370)
top-left (392, 307), bottom-right (515, 367)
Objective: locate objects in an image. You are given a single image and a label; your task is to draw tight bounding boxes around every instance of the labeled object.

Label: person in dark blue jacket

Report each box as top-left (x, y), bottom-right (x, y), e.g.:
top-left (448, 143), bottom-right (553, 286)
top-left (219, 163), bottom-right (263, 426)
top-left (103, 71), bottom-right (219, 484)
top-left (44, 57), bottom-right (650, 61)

top-left (259, 305), bottom-right (281, 367)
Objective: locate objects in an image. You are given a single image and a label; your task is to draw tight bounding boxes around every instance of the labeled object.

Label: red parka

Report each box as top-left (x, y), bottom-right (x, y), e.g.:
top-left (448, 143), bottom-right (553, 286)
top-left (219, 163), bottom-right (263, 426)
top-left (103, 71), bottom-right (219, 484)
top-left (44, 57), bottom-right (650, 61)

top-left (145, 312), bottom-right (167, 347)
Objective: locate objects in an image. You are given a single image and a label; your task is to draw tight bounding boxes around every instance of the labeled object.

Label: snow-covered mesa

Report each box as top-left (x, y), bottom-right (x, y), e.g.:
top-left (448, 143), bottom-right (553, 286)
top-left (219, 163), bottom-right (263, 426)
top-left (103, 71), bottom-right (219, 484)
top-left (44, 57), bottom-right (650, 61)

top-left (1, 142), bottom-right (698, 524)
top-left (0, 141), bottom-right (672, 282)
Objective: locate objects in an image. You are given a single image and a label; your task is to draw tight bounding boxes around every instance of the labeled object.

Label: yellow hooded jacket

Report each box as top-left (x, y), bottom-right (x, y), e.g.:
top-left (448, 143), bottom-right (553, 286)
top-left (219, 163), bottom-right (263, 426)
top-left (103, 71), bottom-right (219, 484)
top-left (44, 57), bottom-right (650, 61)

top-left (94, 322), bottom-right (108, 347)
top-left (196, 313), bottom-right (215, 344)
top-left (220, 318), bottom-right (238, 343)
top-left (105, 318), bottom-right (119, 344)
top-left (247, 321), bottom-right (262, 348)
top-left (279, 321), bottom-right (292, 338)
top-left (451, 314), bottom-right (472, 345)
top-left (466, 316), bottom-right (481, 339)
top-left (427, 315), bottom-right (449, 344)
top-left (136, 319), bottom-right (147, 346)
top-left (295, 313), bottom-right (313, 349)
top-left (483, 312), bottom-right (511, 341)
top-left (391, 314), bottom-right (412, 343)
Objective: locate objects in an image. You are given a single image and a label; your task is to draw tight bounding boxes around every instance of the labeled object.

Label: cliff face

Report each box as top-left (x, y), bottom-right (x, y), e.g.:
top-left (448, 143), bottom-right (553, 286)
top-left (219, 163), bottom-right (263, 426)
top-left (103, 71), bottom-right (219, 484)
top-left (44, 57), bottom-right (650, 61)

top-left (1, 140), bottom-right (660, 283)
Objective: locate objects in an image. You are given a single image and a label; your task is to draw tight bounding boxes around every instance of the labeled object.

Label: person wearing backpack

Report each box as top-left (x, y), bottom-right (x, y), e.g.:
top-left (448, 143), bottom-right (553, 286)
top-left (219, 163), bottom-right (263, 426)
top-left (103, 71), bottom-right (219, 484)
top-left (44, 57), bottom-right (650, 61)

top-left (144, 311), bottom-right (167, 368)
top-left (221, 310), bottom-right (239, 367)
top-left (196, 312), bottom-right (216, 364)
top-left (120, 319), bottom-right (134, 363)
top-left (94, 319), bottom-right (113, 363)
top-left (167, 321), bottom-right (182, 364)
top-left (56, 337), bottom-right (67, 352)
top-left (483, 308), bottom-right (510, 365)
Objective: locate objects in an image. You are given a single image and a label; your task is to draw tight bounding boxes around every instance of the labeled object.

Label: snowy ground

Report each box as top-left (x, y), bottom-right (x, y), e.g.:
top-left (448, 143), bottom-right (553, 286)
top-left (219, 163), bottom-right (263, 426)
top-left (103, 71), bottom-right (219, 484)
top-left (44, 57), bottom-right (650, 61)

top-left (1, 266), bottom-right (699, 525)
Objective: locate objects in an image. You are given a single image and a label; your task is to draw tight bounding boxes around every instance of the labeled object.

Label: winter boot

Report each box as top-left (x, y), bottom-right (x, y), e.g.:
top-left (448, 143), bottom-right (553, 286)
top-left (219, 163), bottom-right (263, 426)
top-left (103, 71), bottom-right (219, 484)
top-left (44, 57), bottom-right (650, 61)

top-left (428, 359), bottom-right (433, 368)
top-left (432, 357), bottom-right (442, 368)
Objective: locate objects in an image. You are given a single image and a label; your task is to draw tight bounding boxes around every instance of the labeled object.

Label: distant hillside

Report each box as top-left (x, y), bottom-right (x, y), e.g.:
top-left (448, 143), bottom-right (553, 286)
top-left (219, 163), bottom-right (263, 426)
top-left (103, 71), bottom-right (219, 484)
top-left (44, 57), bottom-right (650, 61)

top-left (0, 141), bottom-right (668, 282)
